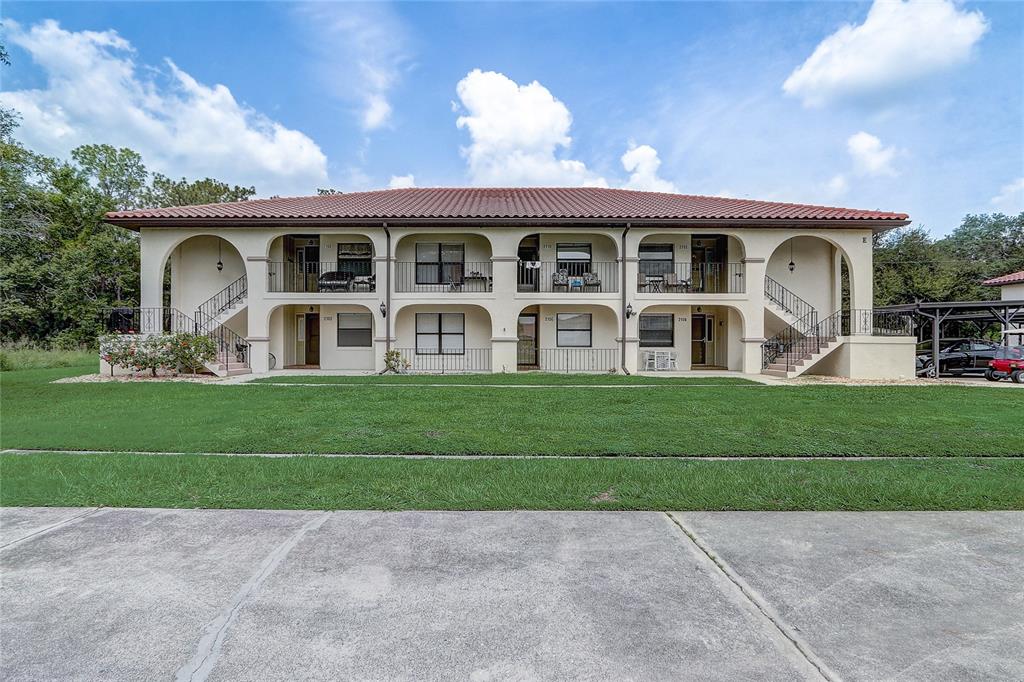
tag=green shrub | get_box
[172,333,217,374]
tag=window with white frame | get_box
[415,313,465,354]
[639,313,674,347]
[556,313,592,347]
[337,313,373,347]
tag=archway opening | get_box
[267,234,375,293]
[517,233,619,293]
[393,233,493,292]
[393,303,493,372]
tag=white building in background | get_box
[103,187,916,379]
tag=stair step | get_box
[762,369,789,378]
[225,368,252,376]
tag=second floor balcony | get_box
[394,261,493,293]
[267,261,376,294]
[517,261,619,293]
[636,262,745,294]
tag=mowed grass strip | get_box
[2,453,1021,511]
[249,373,759,385]
[2,366,1022,456]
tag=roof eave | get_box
[106,216,911,232]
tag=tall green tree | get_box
[70,144,148,211]
[145,173,254,207]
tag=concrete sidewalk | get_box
[1,509,1021,681]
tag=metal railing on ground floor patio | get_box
[517,346,619,373]
[394,348,492,373]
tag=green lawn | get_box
[251,373,759,385]
[2,453,1021,511]
[1,365,1021,456]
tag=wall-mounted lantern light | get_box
[216,238,224,271]
[625,303,634,319]
[788,238,796,273]
[379,302,387,318]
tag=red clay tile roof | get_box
[105,187,909,226]
[982,271,1024,286]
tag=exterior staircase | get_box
[761,276,842,379]
[195,275,250,377]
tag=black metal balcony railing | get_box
[267,261,375,293]
[518,347,619,373]
[517,262,619,293]
[636,262,745,294]
[394,262,492,293]
[394,348,492,373]
[102,307,195,335]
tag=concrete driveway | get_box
[1,509,1021,681]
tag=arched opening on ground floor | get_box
[267,303,376,370]
[637,303,745,371]
[392,303,494,372]
[515,303,620,372]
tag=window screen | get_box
[337,313,372,347]
[639,314,674,347]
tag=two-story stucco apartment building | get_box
[103,187,917,379]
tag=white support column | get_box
[622,254,640,374]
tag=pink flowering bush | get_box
[99,333,215,376]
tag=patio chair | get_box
[664,272,690,292]
[637,272,649,292]
[552,268,569,291]
[581,271,601,291]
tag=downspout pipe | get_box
[382,223,392,373]
[621,223,631,375]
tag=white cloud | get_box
[783,0,988,107]
[847,131,898,177]
[1,19,327,196]
[388,174,416,189]
[454,69,607,187]
[621,143,677,193]
[295,3,409,131]
[990,177,1024,211]
[824,174,849,198]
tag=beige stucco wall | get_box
[394,233,491,264]
[534,233,618,263]
[1000,282,1024,300]
[766,236,839,315]
[393,304,493,351]
[137,224,878,376]
[169,236,246,318]
[808,336,917,379]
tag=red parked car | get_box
[985,345,1024,383]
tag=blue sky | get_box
[2,1,1021,235]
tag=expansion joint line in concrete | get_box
[174,511,331,682]
[663,512,841,682]
[0,507,105,551]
